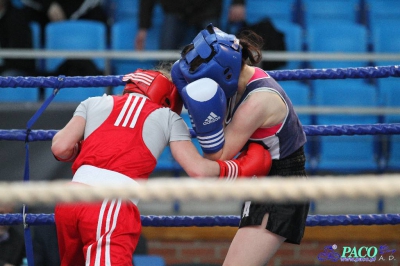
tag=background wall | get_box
[0,103,75,182]
[141,225,400,265]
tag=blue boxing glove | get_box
[181,78,227,154]
[171,60,188,94]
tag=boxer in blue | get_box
[172,24,310,266]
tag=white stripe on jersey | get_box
[129,97,146,128]
[114,95,147,128]
[122,96,139,127]
[114,94,133,126]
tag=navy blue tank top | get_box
[228,68,306,159]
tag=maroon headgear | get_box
[122,69,183,114]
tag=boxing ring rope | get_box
[2,123,400,142]
[0,176,399,204]
[1,65,399,88]
[1,65,400,265]
[1,212,400,227]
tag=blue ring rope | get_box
[1,213,399,227]
[1,123,400,142]
[0,65,399,88]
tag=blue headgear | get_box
[179,24,242,98]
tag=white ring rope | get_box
[0,175,399,205]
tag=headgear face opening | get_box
[122,69,183,114]
[179,24,242,98]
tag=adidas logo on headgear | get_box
[203,112,221,125]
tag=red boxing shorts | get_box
[55,198,141,266]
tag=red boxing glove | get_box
[54,141,82,162]
[217,143,272,181]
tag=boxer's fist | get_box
[181,78,227,153]
[217,143,272,180]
